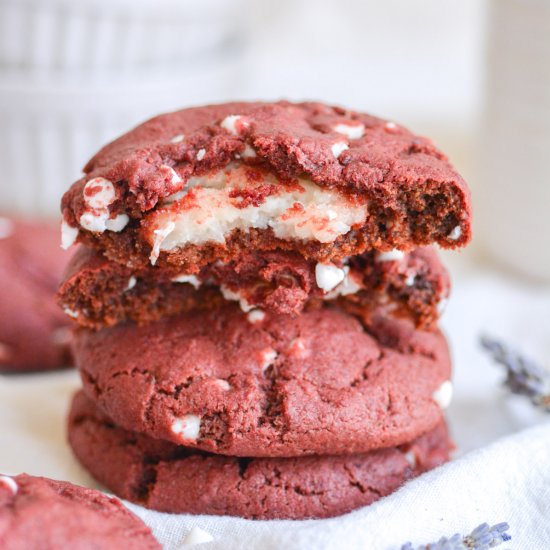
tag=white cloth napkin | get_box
[1,268,549,549]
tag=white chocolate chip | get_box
[448,225,462,240]
[0,217,14,239]
[323,266,362,299]
[60,220,79,249]
[220,114,245,135]
[220,285,254,312]
[170,134,185,143]
[51,327,72,345]
[181,526,214,546]
[159,165,182,185]
[105,213,129,232]
[259,348,278,372]
[171,274,201,289]
[63,307,78,319]
[214,379,231,391]
[331,142,349,159]
[405,273,416,286]
[385,121,398,131]
[247,309,266,324]
[377,249,405,263]
[315,263,346,292]
[171,414,201,441]
[83,178,116,209]
[242,144,257,158]
[333,123,365,140]
[125,276,137,291]
[196,148,206,161]
[432,380,453,409]
[0,475,18,495]
[79,210,109,232]
[403,449,417,468]
[150,221,176,265]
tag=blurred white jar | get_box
[478,0,550,281]
[0,0,248,218]
[0,0,243,76]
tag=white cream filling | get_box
[149,164,367,258]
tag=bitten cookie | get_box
[60,101,471,271]
[0,473,160,549]
[68,391,453,520]
[0,217,73,372]
[58,246,449,330]
[75,305,453,457]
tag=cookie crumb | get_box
[181,526,214,546]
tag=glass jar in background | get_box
[478,0,550,281]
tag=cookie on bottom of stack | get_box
[69,390,452,520]
[0,473,159,549]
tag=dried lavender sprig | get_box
[401,521,511,550]
[480,335,550,410]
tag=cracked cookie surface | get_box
[74,305,452,457]
[61,101,471,271]
[0,472,160,549]
[68,391,452,520]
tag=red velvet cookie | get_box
[68,391,453,520]
[0,473,160,549]
[0,217,73,372]
[74,305,452,457]
[60,101,471,272]
[58,246,449,330]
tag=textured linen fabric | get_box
[0,268,549,549]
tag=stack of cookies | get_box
[58,101,471,519]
